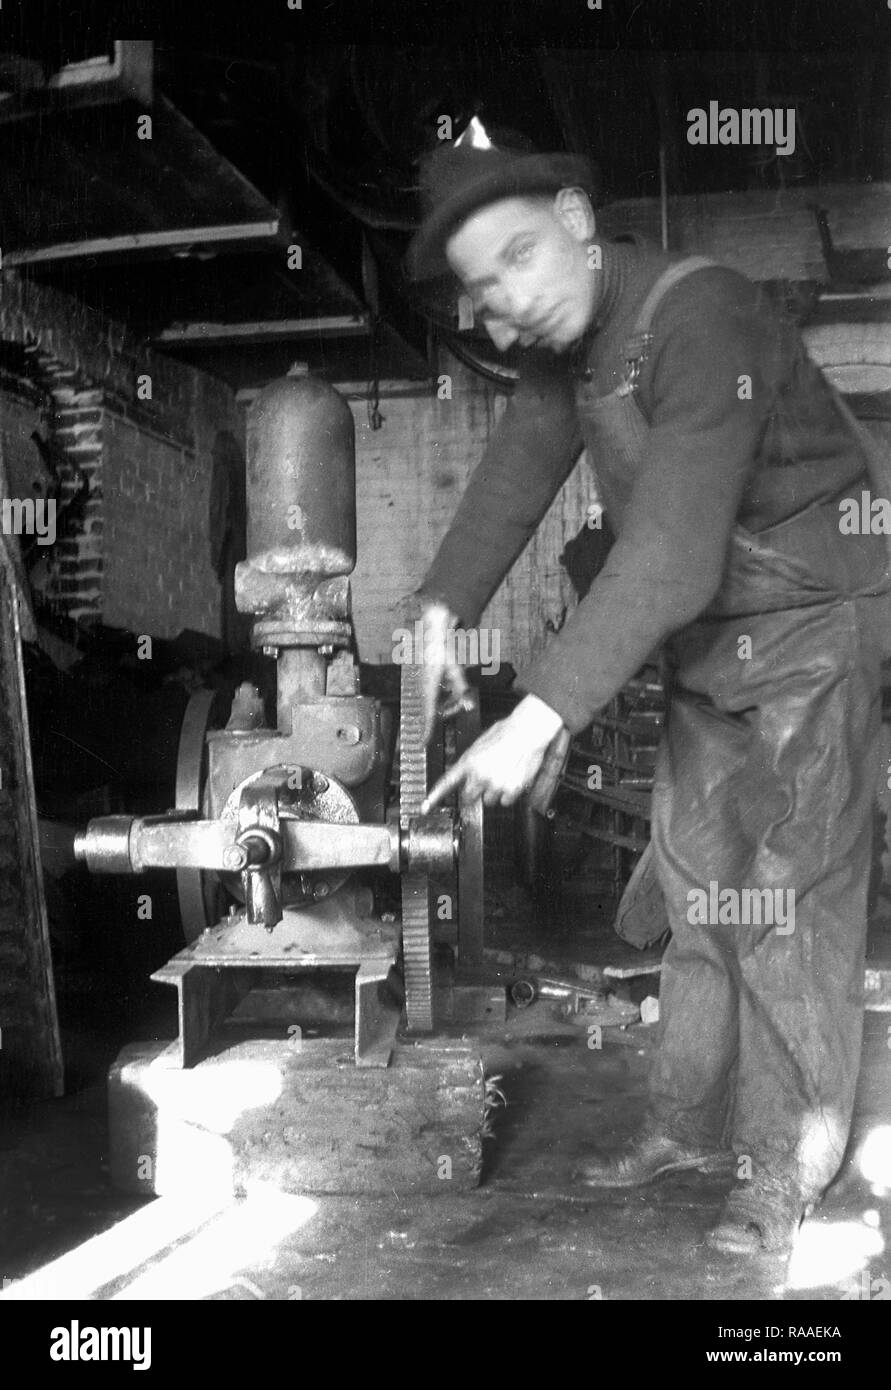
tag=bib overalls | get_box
[576,257,891,1201]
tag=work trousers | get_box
[648,593,885,1201]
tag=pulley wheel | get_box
[175,687,225,943]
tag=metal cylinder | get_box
[246,373,356,577]
[510,979,537,1009]
[73,816,137,874]
[401,813,458,876]
[277,650,327,726]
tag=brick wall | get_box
[0,271,242,638]
[0,381,44,499]
[102,412,219,638]
[0,272,196,443]
[599,180,891,282]
[47,380,103,624]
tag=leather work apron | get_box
[576,256,891,1200]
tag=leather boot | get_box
[707,1181,812,1255]
[575,1133,736,1188]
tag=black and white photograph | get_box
[0,0,889,1343]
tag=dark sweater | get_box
[420,239,878,733]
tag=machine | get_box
[73,370,492,1194]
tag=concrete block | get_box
[109,1036,486,1199]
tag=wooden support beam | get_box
[235,377,433,405]
[4,220,281,267]
[47,40,154,106]
[155,314,370,345]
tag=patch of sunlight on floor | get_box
[784,1218,884,1292]
[0,1183,317,1302]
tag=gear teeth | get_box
[399,663,433,1032]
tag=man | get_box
[405,119,891,1256]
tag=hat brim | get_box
[406,152,597,282]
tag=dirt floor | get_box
[1,859,890,1303]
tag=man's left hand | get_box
[421,695,565,810]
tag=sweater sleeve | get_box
[515,268,779,733]
[417,353,583,628]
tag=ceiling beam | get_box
[236,378,433,406]
[47,41,154,106]
[154,314,370,345]
[4,221,281,268]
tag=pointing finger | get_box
[421,759,467,812]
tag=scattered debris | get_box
[640,996,660,1025]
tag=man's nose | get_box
[503,280,536,323]
[486,319,519,350]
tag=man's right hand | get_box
[417,601,469,745]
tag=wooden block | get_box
[108,1036,485,1197]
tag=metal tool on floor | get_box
[511,975,605,1010]
[510,973,639,1024]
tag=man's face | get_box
[445,193,598,353]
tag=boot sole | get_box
[706,1223,791,1256]
[707,1200,807,1256]
[576,1151,735,1189]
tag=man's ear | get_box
[553,187,596,243]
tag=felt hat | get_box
[407,117,597,281]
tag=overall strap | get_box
[621,256,720,386]
[635,255,719,336]
[824,377,891,512]
[827,382,891,585]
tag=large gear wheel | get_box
[399,662,434,1032]
[398,666,486,1031]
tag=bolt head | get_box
[222,844,248,871]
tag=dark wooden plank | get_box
[0,573,64,1097]
[30,248,367,340]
